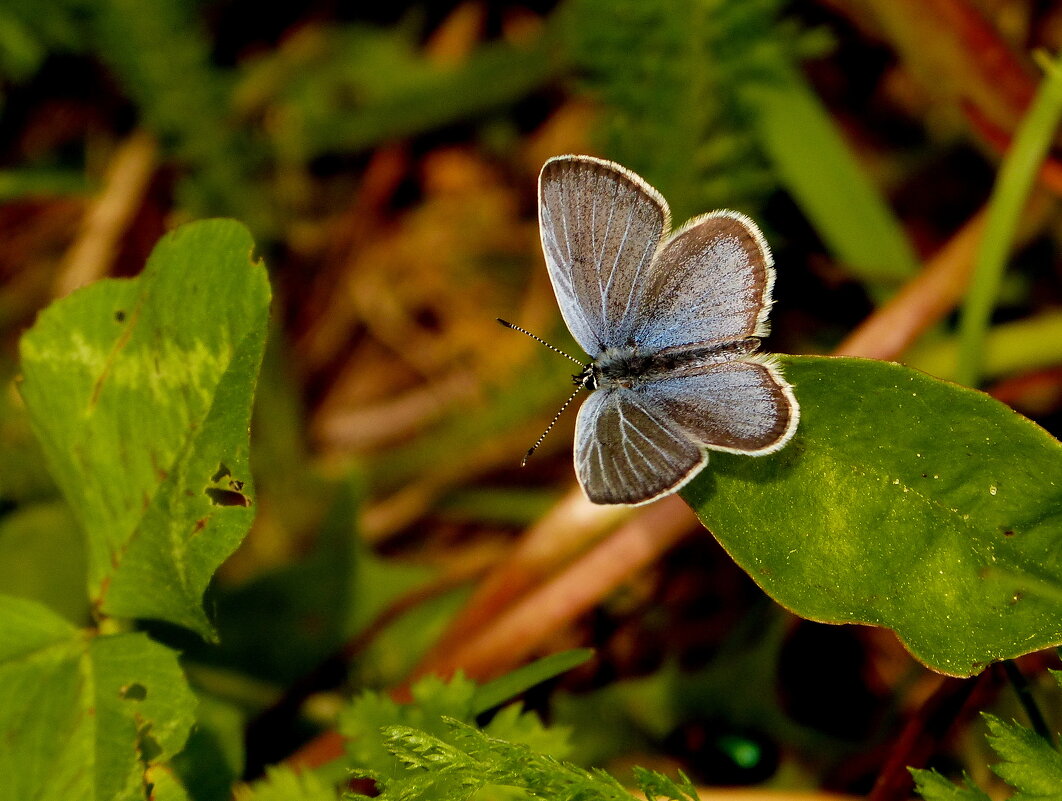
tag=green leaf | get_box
[632,766,700,801]
[0,594,196,801]
[359,718,685,801]
[235,766,342,801]
[984,714,1062,800]
[145,766,192,801]
[341,673,569,780]
[18,219,271,637]
[682,355,1062,677]
[909,768,993,801]
[472,648,594,714]
[0,593,79,660]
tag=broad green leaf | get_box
[683,356,1062,677]
[19,219,271,636]
[0,356,55,504]
[0,595,196,801]
[0,593,79,660]
[984,714,1062,800]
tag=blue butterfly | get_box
[535,155,799,505]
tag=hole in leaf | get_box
[206,487,251,507]
[211,463,231,483]
[120,683,147,701]
[115,310,126,322]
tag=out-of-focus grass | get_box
[955,51,1062,387]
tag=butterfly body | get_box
[580,338,762,392]
[537,155,799,505]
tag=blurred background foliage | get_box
[1,0,1061,796]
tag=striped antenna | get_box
[521,384,584,466]
[497,318,588,464]
[496,318,584,366]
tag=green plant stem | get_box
[1001,660,1056,749]
[955,50,1062,387]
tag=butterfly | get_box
[535,155,799,505]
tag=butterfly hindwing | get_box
[574,358,798,505]
[638,358,799,456]
[574,386,706,506]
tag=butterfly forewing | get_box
[574,387,707,505]
[633,210,775,351]
[539,156,670,354]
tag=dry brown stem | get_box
[53,130,156,297]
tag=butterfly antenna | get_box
[521,384,584,466]
[497,318,584,366]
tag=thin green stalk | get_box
[956,51,1062,387]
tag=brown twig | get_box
[834,209,986,360]
[836,191,1051,362]
[866,673,988,801]
[53,130,157,297]
[404,493,696,687]
[413,487,628,670]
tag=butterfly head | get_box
[573,364,599,391]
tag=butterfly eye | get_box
[573,368,597,391]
